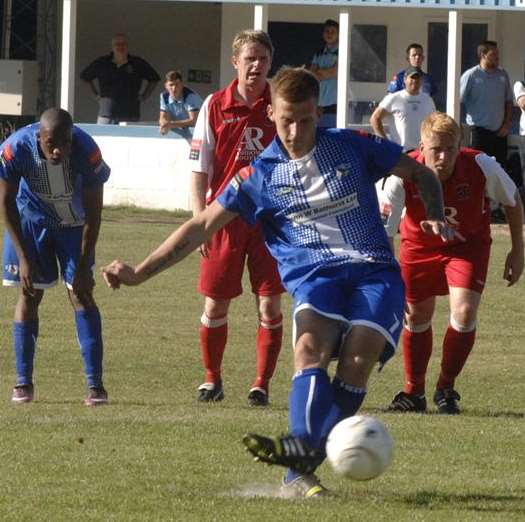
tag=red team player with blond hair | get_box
[188,29,284,406]
[380,112,524,414]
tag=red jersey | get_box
[379,148,517,263]
[189,79,275,204]
[401,148,491,259]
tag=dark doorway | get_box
[427,22,488,112]
[268,21,325,76]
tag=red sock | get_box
[436,325,475,390]
[252,314,283,392]
[199,314,227,384]
[402,325,433,395]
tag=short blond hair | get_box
[271,66,319,104]
[232,29,274,58]
[421,111,461,143]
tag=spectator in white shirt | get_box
[370,66,435,151]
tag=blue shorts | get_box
[293,263,405,365]
[3,219,93,290]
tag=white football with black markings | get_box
[326,415,393,480]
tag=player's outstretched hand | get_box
[419,220,465,243]
[503,249,524,287]
[102,260,141,289]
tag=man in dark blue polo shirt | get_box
[388,43,436,98]
[80,33,160,124]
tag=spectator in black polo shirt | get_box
[80,33,160,124]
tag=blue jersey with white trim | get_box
[218,128,402,295]
[0,124,110,228]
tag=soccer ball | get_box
[325,415,393,480]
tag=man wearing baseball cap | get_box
[371,66,435,151]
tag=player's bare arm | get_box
[0,178,35,294]
[503,194,525,286]
[102,201,237,288]
[190,171,208,216]
[190,170,211,257]
[73,184,104,299]
[390,154,458,242]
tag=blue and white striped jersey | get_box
[0,124,110,228]
[218,128,403,295]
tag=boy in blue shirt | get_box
[159,70,203,141]
[309,19,339,127]
[102,68,456,497]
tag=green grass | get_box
[0,211,524,521]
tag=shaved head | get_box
[38,108,73,164]
[40,107,73,133]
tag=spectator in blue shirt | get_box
[159,70,203,141]
[388,43,436,98]
[309,19,339,127]
[460,41,513,169]
[460,40,514,222]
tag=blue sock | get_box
[284,468,302,483]
[13,320,39,385]
[319,377,368,449]
[288,368,334,448]
[285,367,334,483]
[332,376,367,418]
[75,308,104,388]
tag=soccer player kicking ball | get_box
[102,68,456,497]
[0,108,111,406]
[380,112,524,415]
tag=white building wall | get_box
[498,12,525,82]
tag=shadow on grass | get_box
[396,490,525,514]
[460,409,524,420]
[369,407,524,420]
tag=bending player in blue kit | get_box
[102,68,456,497]
[0,108,111,406]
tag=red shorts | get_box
[198,216,284,299]
[400,243,491,303]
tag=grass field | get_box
[0,207,524,521]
